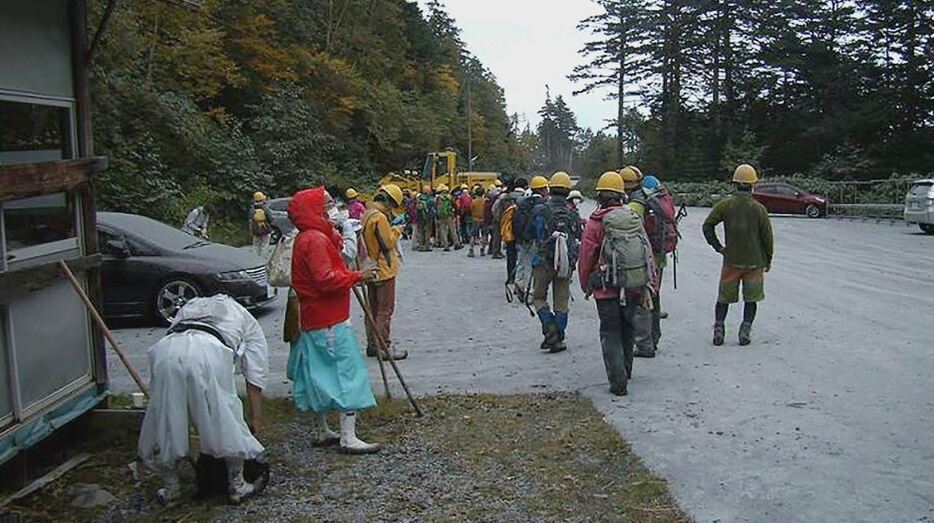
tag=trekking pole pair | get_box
[351,286,425,417]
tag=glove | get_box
[391,214,406,226]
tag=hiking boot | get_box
[366,346,378,357]
[443,247,450,252]
[610,383,628,396]
[492,253,504,259]
[468,248,475,257]
[713,323,725,347]
[738,322,753,346]
[549,339,568,354]
[634,349,656,358]
[659,311,669,319]
[480,247,486,257]
[377,349,408,361]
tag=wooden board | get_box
[0,157,107,202]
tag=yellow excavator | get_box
[376,150,500,194]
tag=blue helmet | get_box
[643,175,661,193]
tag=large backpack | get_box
[436,193,454,219]
[540,199,580,258]
[642,189,679,254]
[416,195,433,221]
[599,206,653,291]
[501,204,517,242]
[251,203,271,236]
[511,195,540,243]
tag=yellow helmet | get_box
[253,191,267,202]
[460,183,469,190]
[596,171,625,193]
[733,164,759,184]
[438,184,449,192]
[380,184,404,206]
[619,166,643,190]
[345,188,358,199]
[487,184,497,193]
[530,176,550,190]
[494,179,503,187]
[549,171,573,189]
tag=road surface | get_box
[109,207,934,523]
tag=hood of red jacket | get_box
[288,187,332,236]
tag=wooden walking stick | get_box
[58,261,149,397]
[360,285,391,399]
[352,286,424,417]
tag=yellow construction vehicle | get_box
[376,149,500,194]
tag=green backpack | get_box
[437,194,453,219]
[599,206,652,290]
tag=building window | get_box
[0,98,73,165]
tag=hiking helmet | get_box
[619,166,643,191]
[438,184,449,192]
[549,171,573,189]
[568,190,583,202]
[345,188,358,199]
[642,175,661,195]
[596,171,625,194]
[733,164,759,184]
[494,179,503,187]
[253,191,267,202]
[460,183,469,190]
[530,176,550,190]
[379,184,404,207]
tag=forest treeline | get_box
[89,0,532,221]
[565,0,934,181]
[89,0,932,226]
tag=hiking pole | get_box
[673,249,679,291]
[357,286,391,399]
[352,286,425,417]
[58,261,149,397]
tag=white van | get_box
[904,179,934,234]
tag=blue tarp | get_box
[0,385,106,466]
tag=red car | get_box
[753,182,829,218]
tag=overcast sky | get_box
[417,0,616,133]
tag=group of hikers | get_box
[149,162,773,505]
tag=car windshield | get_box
[98,212,208,251]
[909,183,932,198]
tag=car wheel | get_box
[805,204,822,219]
[920,224,934,235]
[154,277,201,324]
[269,227,282,245]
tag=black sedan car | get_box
[97,212,276,323]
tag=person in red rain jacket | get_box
[578,171,656,397]
[287,187,382,454]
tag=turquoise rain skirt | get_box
[288,321,376,413]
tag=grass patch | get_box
[1,394,689,523]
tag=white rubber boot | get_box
[315,412,340,446]
[339,412,380,455]
[226,458,256,504]
[156,467,181,505]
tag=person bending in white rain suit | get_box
[138,294,269,504]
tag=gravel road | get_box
[110,207,934,523]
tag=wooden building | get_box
[0,0,109,465]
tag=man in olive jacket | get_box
[702,164,774,347]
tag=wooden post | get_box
[71,0,108,386]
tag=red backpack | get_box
[642,189,679,254]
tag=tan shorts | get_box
[718,265,765,304]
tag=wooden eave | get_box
[0,157,108,203]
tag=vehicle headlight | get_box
[216,270,250,282]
